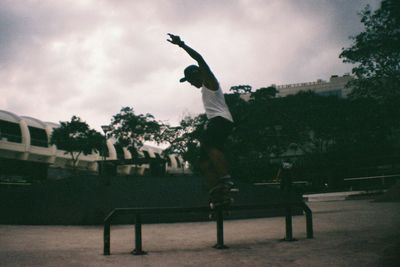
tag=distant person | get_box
[167,33,237,208]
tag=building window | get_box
[175,156,181,168]
[0,120,22,143]
[166,156,172,167]
[114,144,124,160]
[28,126,48,147]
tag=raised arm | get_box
[167,33,219,91]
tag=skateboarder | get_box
[167,33,237,208]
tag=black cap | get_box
[180,65,199,83]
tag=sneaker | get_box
[209,196,234,210]
[209,184,235,209]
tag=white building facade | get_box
[276,74,353,98]
[0,110,189,179]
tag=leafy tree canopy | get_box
[108,107,162,156]
[50,115,103,171]
[250,86,279,102]
[340,0,400,101]
[167,86,400,183]
[162,114,207,166]
[229,85,252,94]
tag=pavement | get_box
[303,190,386,202]
[1,199,400,267]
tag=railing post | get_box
[104,222,111,255]
[213,207,228,249]
[132,213,147,255]
[279,160,296,241]
[303,203,314,239]
[103,203,313,256]
[284,204,295,241]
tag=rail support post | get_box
[213,207,228,249]
[104,223,111,255]
[303,203,314,239]
[279,160,297,241]
[284,204,296,241]
[132,214,147,255]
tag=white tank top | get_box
[201,85,234,122]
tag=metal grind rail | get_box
[103,202,313,255]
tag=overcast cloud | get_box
[0,0,381,130]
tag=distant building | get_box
[276,74,353,98]
[0,110,189,180]
[239,74,353,101]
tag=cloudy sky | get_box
[1,0,381,130]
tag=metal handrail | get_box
[103,201,313,255]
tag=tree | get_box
[340,0,400,101]
[50,116,103,173]
[250,86,279,102]
[161,84,400,185]
[229,85,252,94]
[225,88,397,184]
[108,107,161,156]
[162,114,207,171]
[224,90,249,123]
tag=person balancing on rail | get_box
[167,33,238,209]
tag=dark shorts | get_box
[200,116,233,159]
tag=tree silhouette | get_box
[108,107,161,157]
[250,86,279,101]
[162,114,207,172]
[340,0,400,101]
[50,116,103,174]
[229,85,252,94]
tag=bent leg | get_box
[199,147,237,208]
[206,147,230,179]
[199,157,219,189]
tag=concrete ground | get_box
[1,199,400,267]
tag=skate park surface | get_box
[1,199,399,267]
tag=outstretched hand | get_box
[167,33,184,46]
